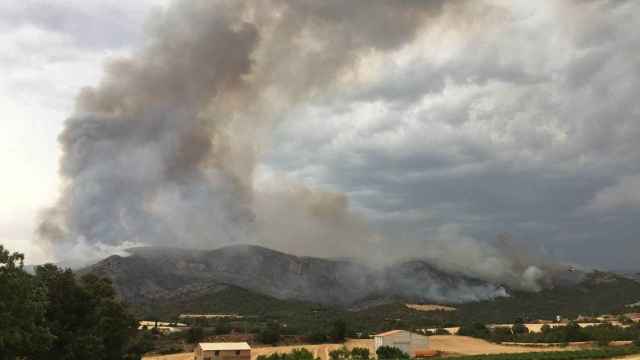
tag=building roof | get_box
[199,342,251,351]
[374,330,406,337]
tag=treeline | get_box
[257,346,409,360]
[453,273,640,324]
[0,245,144,360]
[451,347,640,360]
[177,318,351,346]
[458,320,640,346]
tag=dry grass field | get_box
[406,304,457,312]
[426,336,580,355]
[142,336,584,360]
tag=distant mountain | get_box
[82,244,505,309]
[81,245,640,326]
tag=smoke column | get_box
[38,0,554,293]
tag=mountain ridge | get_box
[83,244,508,308]
[78,244,640,328]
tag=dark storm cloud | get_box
[32,0,569,295]
[263,0,640,270]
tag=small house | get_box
[194,342,251,360]
[374,330,429,358]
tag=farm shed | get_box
[374,330,429,358]
[194,342,251,360]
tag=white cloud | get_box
[264,0,640,268]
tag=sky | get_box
[1,0,639,270]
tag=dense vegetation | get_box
[450,347,640,360]
[375,346,410,360]
[453,272,640,324]
[0,245,143,360]
[142,270,640,340]
[329,347,373,360]
[257,346,377,360]
[457,321,640,346]
[257,348,318,360]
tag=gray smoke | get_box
[38,0,557,296]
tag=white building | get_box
[194,342,251,360]
[374,330,429,358]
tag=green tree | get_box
[289,348,318,360]
[257,348,318,360]
[258,322,282,345]
[214,322,232,335]
[305,330,328,344]
[330,319,347,342]
[376,346,410,360]
[329,347,350,360]
[186,326,205,344]
[32,264,138,360]
[458,322,490,339]
[564,321,587,342]
[0,245,52,360]
[512,320,529,335]
[126,331,155,358]
[350,347,370,360]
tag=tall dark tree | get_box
[0,245,52,360]
[32,264,138,360]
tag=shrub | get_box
[185,326,204,344]
[458,323,491,339]
[376,346,410,360]
[258,348,318,360]
[305,330,329,344]
[258,322,282,345]
[351,347,371,360]
[329,347,350,360]
[158,347,183,355]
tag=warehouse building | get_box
[374,330,429,358]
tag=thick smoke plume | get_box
[39,0,557,297]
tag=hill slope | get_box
[83,245,640,328]
[84,244,505,307]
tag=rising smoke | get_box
[39,0,555,295]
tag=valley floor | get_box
[142,336,582,360]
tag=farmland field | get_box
[142,336,583,360]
